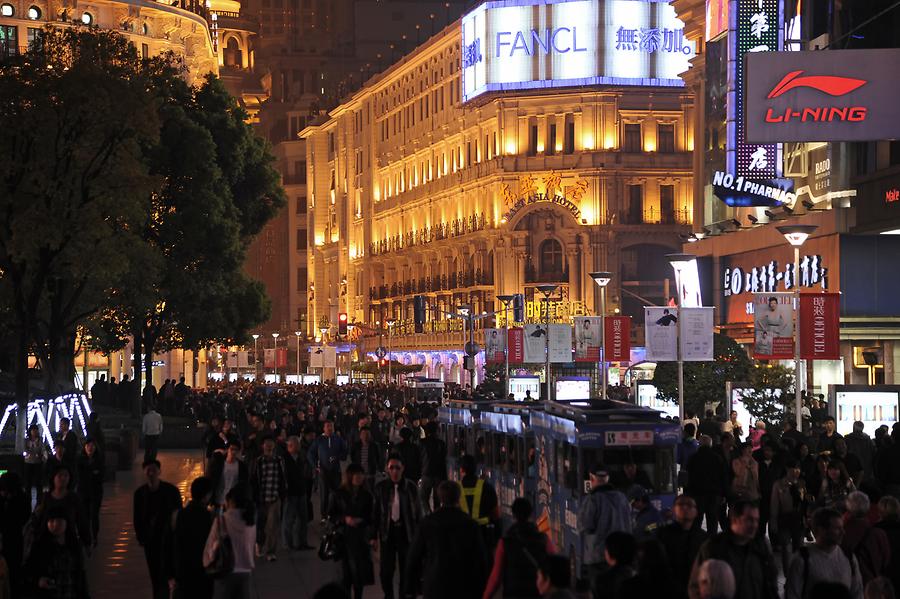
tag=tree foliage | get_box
[741,364,795,429]
[652,333,753,416]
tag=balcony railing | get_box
[369,270,495,300]
[369,213,490,256]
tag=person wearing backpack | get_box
[482,497,555,599]
[784,507,863,599]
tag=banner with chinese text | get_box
[604,316,632,362]
[484,328,506,363]
[309,347,324,368]
[548,324,573,363]
[265,347,288,368]
[680,308,715,361]
[800,293,840,360]
[753,293,794,359]
[508,328,524,363]
[574,317,602,362]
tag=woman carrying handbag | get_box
[204,482,257,599]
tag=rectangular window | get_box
[528,124,538,156]
[658,124,676,153]
[294,160,307,183]
[660,185,675,224]
[296,268,307,292]
[141,43,149,59]
[624,123,642,152]
[628,184,643,224]
[296,195,307,215]
[547,124,557,155]
[0,25,18,58]
[27,27,41,50]
[564,121,575,154]
[296,228,307,251]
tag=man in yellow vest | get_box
[457,454,500,557]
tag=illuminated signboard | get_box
[460,0,694,103]
[746,49,900,143]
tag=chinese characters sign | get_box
[604,316,632,362]
[735,0,780,179]
[800,293,840,360]
[461,0,694,103]
[723,255,828,297]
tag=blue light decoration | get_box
[0,392,93,451]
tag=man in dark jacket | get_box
[844,421,875,482]
[164,477,213,599]
[133,459,183,599]
[458,454,500,554]
[656,495,707,599]
[282,435,312,550]
[394,428,422,482]
[372,454,422,599]
[405,481,488,599]
[307,420,347,518]
[350,426,383,490]
[418,422,447,514]
[483,497,551,599]
[690,500,779,599]
[76,438,104,547]
[686,435,728,535]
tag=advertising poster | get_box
[680,307,715,361]
[753,293,794,359]
[309,347,324,368]
[645,307,678,362]
[548,324,573,363]
[508,328,524,363]
[323,346,337,369]
[555,377,590,401]
[264,348,287,369]
[509,376,541,401]
[800,293,841,360]
[574,317,602,362]
[604,316,631,362]
[484,328,507,363]
[523,324,546,363]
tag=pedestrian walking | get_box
[251,437,286,561]
[133,459,182,599]
[458,455,500,554]
[372,454,421,599]
[656,495,708,599]
[76,438,104,547]
[142,405,164,464]
[307,420,347,519]
[482,497,554,599]
[33,466,91,553]
[577,464,632,597]
[24,506,90,599]
[203,482,257,599]
[784,507,863,599]
[686,436,727,535]
[418,422,447,515]
[282,435,313,550]
[328,463,375,599]
[23,425,47,508]
[769,458,807,573]
[210,442,248,511]
[165,477,214,599]
[695,560,735,599]
[405,480,488,599]
[842,492,891,586]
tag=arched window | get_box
[539,239,563,274]
[224,37,242,67]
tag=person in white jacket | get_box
[204,482,257,599]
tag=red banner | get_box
[264,347,288,368]
[604,316,631,362]
[507,328,524,363]
[800,293,840,360]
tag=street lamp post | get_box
[536,285,558,402]
[456,305,476,389]
[666,254,697,423]
[271,333,279,380]
[294,331,302,382]
[777,224,818,431]
[589,272,612,400]
[252,334,259,380]
[319,327,328,380]
[498,295,515,400]
[386,319,396,382]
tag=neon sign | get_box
[495,27,588,57]
[0,392,93,451]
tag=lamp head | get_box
[386,319,396,327]
[536,284,558,296]
[497,294,515,303]
[252,334,259,340]
[589,271,612,288]
[456,305,471,317]
[666,253,697,273]
[272,332,279,339]
[294,331,302,337]
[776,224,818,247]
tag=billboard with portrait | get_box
[753,293,794,360]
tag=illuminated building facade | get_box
[302,1,697,385]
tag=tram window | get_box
[556,441,578,492]
[526,438,537,478]
[510,437,522,477]
[602,448,659,496]
[476,435,487,465]
[655,447,676,494]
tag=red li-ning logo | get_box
[764,70,869,124]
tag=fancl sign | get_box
[460,0,695,103]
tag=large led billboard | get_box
[460,0,694,103]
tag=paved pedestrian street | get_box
[85,450,377,599]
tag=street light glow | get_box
[589,271,612,288]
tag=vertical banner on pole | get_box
[800,293,841,360]
[523,324,546,363]
[309,347,323,368]
[484,328,506,363]
[680,307,715,361]
[753,293,794,360]
[322,347,336,368]
[548,324,573,363]
[645,307,678,362]
[508,328,525,363]
[264,348,276,368]
[574,317,602,362]
[604,316,632,362]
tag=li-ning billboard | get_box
[460,0,695,103]
[746,49,900,143]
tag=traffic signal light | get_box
[379,358,388,367]
[513,293,524,322]
[338,312,348,335]
[413,295,426,333]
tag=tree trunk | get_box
[132,329,143,418]
[14,327,30,454]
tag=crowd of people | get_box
[2,379,900,599]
